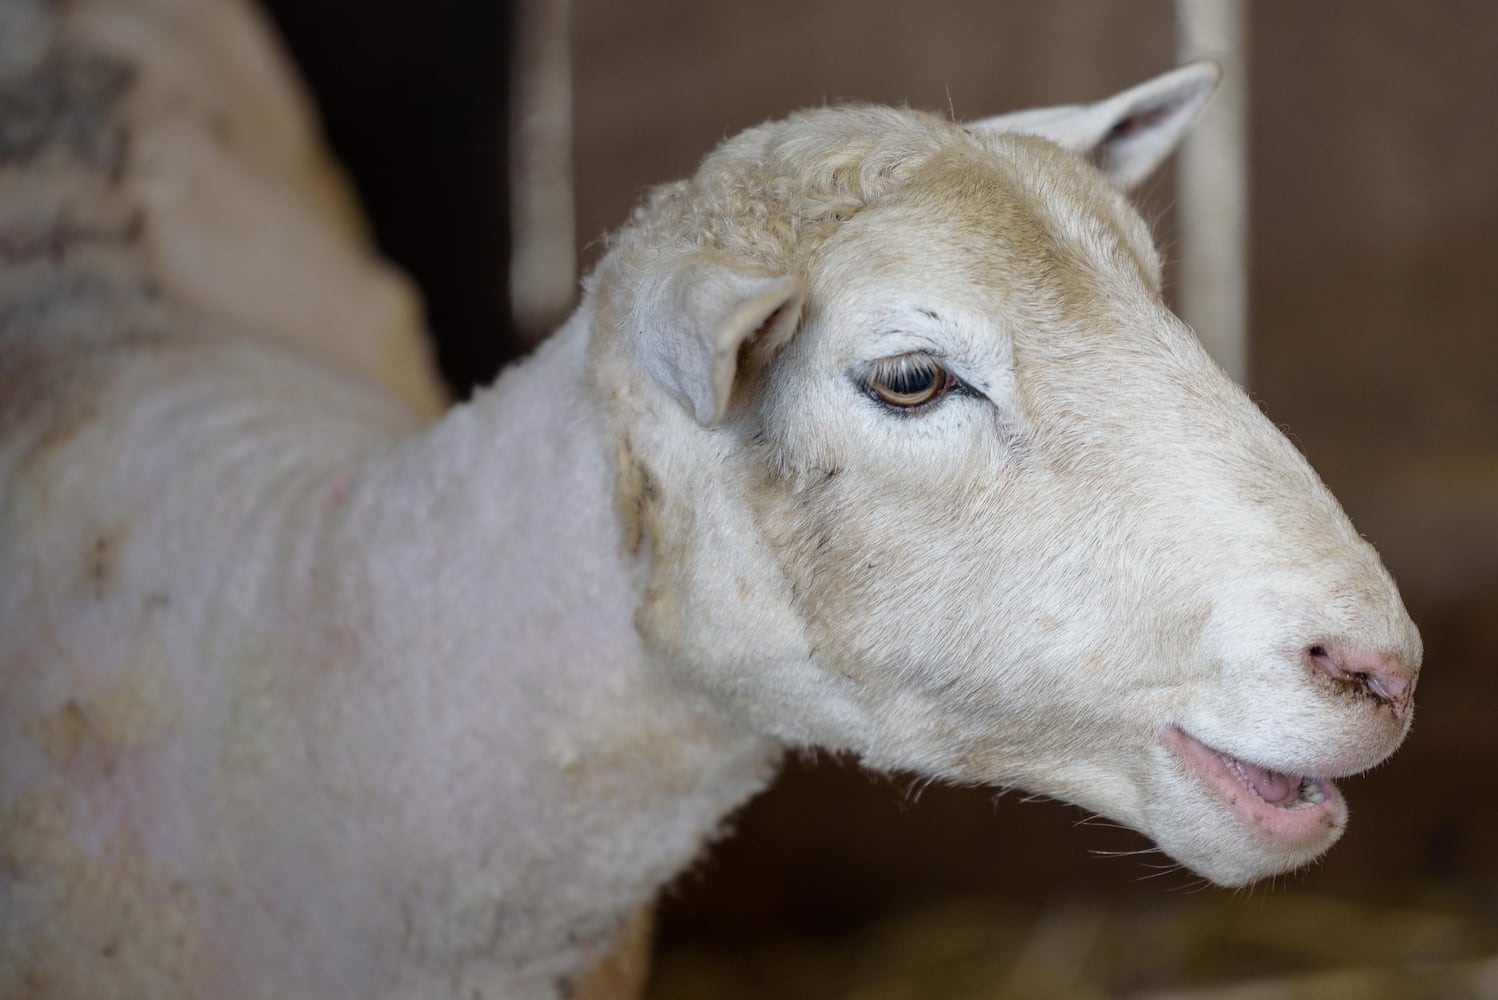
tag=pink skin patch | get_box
[1163,726,1346,842]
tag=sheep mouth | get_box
[1163,726,1345,842]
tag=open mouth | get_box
[1163,726,1346,841]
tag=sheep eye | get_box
[866,354,952,409]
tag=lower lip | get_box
[1163,726,1346,843]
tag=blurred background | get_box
[260,1,1497,995]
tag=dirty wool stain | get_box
[0,788,207,999]
[24,649,180,766]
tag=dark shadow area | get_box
[260,0,517,397]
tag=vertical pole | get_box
[510,0,577,343]
[1175,0,1249,386]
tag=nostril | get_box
[1305,641,1418,709]
[1363,676,1385,700]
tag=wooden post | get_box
[1175,0,1250,386]
[510,0,578,343]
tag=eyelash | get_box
[862,353,962,413]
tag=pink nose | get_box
[1308,642,1418,710]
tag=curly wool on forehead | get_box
[604,105,977,279]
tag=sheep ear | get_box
[968,62,1220,189]
[630,262,805,426]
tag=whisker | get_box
[988,787,1016,811]
[900,774,940,804]
[1134,863,1187,882]
[1089,846,1164,858]
[1179,877,1216,895]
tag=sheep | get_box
[0,1,1421,997]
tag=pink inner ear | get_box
[751,300,800,348]
[1106,103,1178,141]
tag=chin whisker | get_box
[1089,846,1164,858]
[1073,813,1132,832]
[1133,862,1187,882]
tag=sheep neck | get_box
[332,314,780,979]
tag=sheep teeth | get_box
[1287,778,1327,810]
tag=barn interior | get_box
[260,1,1498,995]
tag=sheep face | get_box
[745,138,1418,886]
[596,72,1420,887]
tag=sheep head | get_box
[587,65,1420,887]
